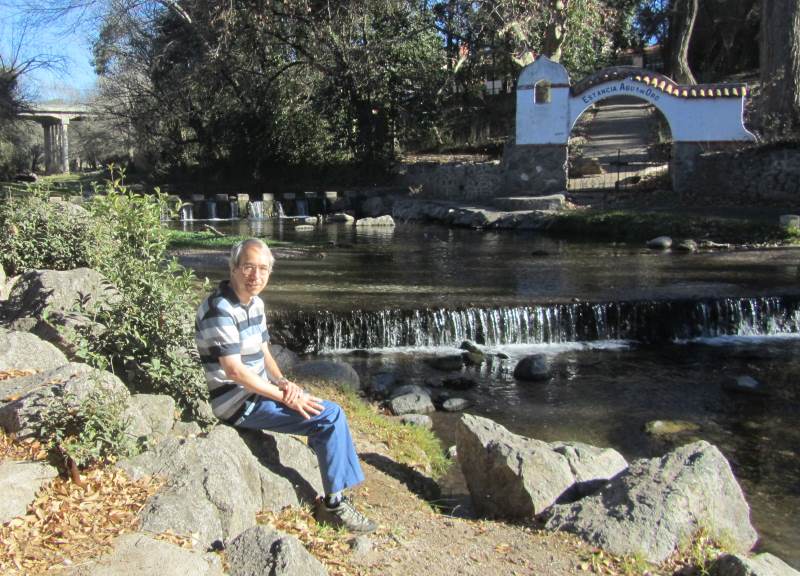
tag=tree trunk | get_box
[669,0,698,84]
[760,0,800,139]
[542,0,569,62]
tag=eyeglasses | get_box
[240,264,272,276]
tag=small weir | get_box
[273,295,800,352]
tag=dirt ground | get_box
[340,432,601,576]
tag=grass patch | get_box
[548,210,795,245]
[311,383,450,480]
[165,230,292,250]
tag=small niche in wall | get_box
[534,81,551,104]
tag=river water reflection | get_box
[174,219,800,567]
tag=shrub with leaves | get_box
[67,168,212,423]
[0,186,100,275]
[37,387,140,470]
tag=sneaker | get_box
[314,497,377,533]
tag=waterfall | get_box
[296,199,309,216]
[271,295,800,353]
[206,201,218,220]
[275,201,286,218]
[230,200,239,219]
[249,201,264,219]
[179,204,194,221]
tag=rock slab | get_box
[545,440,758,564]
[226,525,328,576]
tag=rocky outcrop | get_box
[226,525,328,576]
[0,328,69,372]
[0,461,59,523]
[545,441,758,564]
[711,552,800,576]
[0,362,133,438]
[119,425,302,548]
[290,360,361,391]
[3,268,118,356]
[456,414,626,519]
[60,533,225,576]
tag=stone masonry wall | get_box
[397,160,503,201]
[675,142,800,205]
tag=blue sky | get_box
[1,1,98,101]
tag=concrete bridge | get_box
[18,104,91,174]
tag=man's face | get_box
[231,245,272,302]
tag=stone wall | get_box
[674,142,800,204]
[501,144,568,196]
[396,144,569,202]
[396,160,503,201]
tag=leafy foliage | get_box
[69,168,212,422]
[38,386,140,469]
[0,187,99,275]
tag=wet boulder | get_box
[355,215,395,227]
[400,414,433,429]
[675,239,698,252]
[644,419,701,437]
[389,391,435,416]
[723,375,767,396]
[545,441,758,564]
[368,371,398,399]
[513,354,552,381]
[647,236,673,250]
[442,397,472,412]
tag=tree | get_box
[667,0,698,83]
[760,0,800,139]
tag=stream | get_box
[175,218,800,567]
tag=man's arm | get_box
[218,352,323,420]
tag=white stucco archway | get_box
[503,56,756,196]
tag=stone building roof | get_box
[570,66,747,99]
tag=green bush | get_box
[67,168,212,423]
[0,187,100,275]
[38,386,140,469]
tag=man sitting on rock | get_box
[195,238,376,533]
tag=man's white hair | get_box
[229,238,274,272]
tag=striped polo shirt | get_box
[195,280,270,422]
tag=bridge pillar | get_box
[43,119,70,174]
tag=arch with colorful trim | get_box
[516,56,755,145]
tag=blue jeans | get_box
[236,398,365,495]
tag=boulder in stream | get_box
[513,354,552,381]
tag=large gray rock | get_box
[456,415,625,519]
[0,362,131,438]
[226,525,328,576]
[389,392,435,416]
[545,441,758,564]
[61,533,224,576]
[0,461,59,523]
[4,268,118,356]
[269,344,299,371]
[712,552,800,576]
[0,329,68,372]
[513,354,552,381]
[290,360,361,391]
[126,394,176,442]
[239,429,325,501]
[549,441,628,498]
[119,426,300,548]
